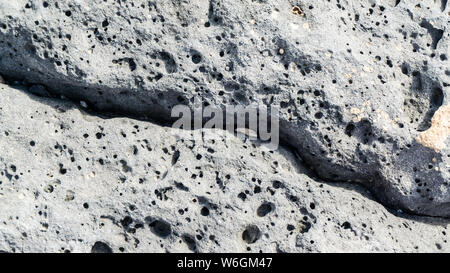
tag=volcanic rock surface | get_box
[0,83,448,252]
[0,0,448,217]
[0,0,448,253]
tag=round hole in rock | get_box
[242,225,261,244]
[91,241,113,253]
[149,219,172,238]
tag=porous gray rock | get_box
[0,84,448,253]
[0,1,448,216]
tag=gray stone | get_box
[1,0,448,216]
[0,83,448,253]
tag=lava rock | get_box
[0,1,448,216]
[0,83,447,252]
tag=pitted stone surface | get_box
[0,1,448,215]
[0,84,448,253]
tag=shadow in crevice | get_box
[281,139,450,226]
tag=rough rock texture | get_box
[0,0,448,217]
[0,84,448,253]
[417,104,450,151]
